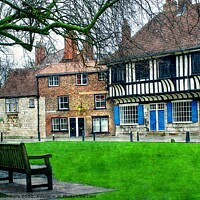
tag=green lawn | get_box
[26,142,200,200]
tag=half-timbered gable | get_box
[106,0,200,135]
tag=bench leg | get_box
[47,173,53,190]
[8,171,13,183]
[26,174,32,192]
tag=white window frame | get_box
[92,117,108,133]
[58,96,69,110]
[6,98,19,113]
[76,74,87,85]
[52,118,68,131]
[60,118,68,131]
[119,103,138,125]
[94,94,106,109]
[172,100,192,123]
[48,75,59,86]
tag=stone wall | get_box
[0,97,46,138]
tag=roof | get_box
[39,49,65,66]
[36,60,107,76]
[106,3,200,64]
[0,68,38,98]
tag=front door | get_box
[69,117,85,137]
[149,103,165,131]
[69,118,76,137]
[78,118,85,136]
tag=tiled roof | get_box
[0,68,38,98]
[39,49,65,66]
[106,3,200,64]
[36,60,107,76]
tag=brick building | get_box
[36,38,115,137]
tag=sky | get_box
[9,33,64,69]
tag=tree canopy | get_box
[0,0,119,52]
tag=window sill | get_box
[94,108,106,110]
[6,112,18,116]
[92,132,110,134]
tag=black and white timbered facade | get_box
[108,49,200,136]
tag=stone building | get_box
[0,69,45,139]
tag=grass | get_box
[26,142,200,200]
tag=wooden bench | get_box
[0,143,53,192]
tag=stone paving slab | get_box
[0,177,114,200]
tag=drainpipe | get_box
[36,77,41,141]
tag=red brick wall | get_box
[38,73,114,136]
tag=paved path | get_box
[1,133,200,143]
[0,172,114,199]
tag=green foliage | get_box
[26,142,200,200]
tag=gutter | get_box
[103,45,200,66]
[36,77,41,141]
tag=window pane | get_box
[52,118,59,131]
[76,74,81,84]
[93,118,100,132]
[76,74,87,85]
[101,118,108,132]
[49,76,59,86]
[60,118,68,131]
[159,56,176,78]
[29,99,35,108]
[111,64,125,83]
[172,101,192,122]
[120,105,138,125]
[6,98,18,112]
[135,60,150,80]
[59,96,68,110]
[191,52,200,74]
[95,94,106,109]
[82,74,87,84]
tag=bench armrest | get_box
[28,154,52,160]
[28,154,52,166]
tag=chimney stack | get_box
[63,33,78,61]
[121,19,131,46]
[163,0,177,12]
[35,42,46,66]
[83,35,94,61]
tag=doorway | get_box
[69,117,85,137]
[149,103,165,131]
